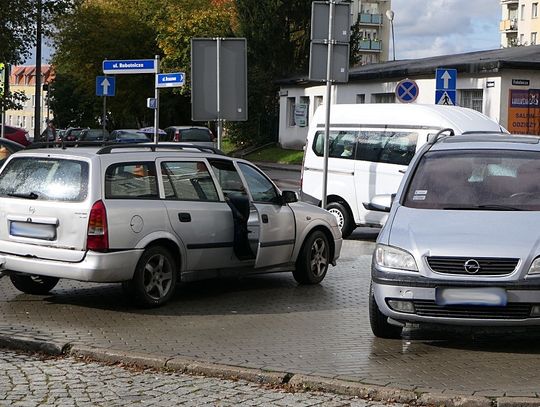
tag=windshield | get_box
[403,149,540,211]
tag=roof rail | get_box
[427,128,455,145]
[27,140,108,150]
[95,143,226,155]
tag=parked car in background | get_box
[63,127,85,142]
[0,143,342,307]
[162,126,215,148]
[369,131,540,338]
[79,128,110,142]
[56,129,67,142]
[109,130,150,143]
[2,125,31,147]
[0,138,25,166]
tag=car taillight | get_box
[87,200,109,251]
[174,130,180,142]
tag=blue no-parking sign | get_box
[395,79,419,103]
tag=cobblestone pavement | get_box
[1,233,540,398]
[0,349,403,407]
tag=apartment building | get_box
[350,0,392,65]
[4,65,54,135]
[500,0,540,47]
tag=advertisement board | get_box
[507,89,540,134]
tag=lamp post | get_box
[385,9,395,61]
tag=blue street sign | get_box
[435,68,457,105]
[436,68,457,90]
[96,76,115,97]
[103,59,156,74]
[436,90,456,106]
[156,72,185,88]
[395,79,419,103]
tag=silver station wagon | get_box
[369,132,540,338]
[0,144,342,307]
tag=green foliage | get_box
[245,146,304,165]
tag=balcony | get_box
[359,13,382,25]
[358,39,382,51]
[500,19,518,32]
[500,0,519,4]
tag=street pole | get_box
[103,94,107,140]
[0,64,6,140]
[154,55,160,145]
[322,0,335,210]
[34,0,42,141]
[216,37,222,150]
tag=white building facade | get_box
[278,46,540,149]
[501,0,540,47]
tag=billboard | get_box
[507,89,540,135]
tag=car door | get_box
[157,158,236,271]
[236,162,295,268]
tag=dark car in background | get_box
[63,127,85,142]
[2,125,31,147]
[162,126,215,148]
[109,130,151,143]
[79,128,110,142]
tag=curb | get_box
[2,334,539,407]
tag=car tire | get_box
[122,246,177,307]
[9,274,59,295]
[369,283,402,339]
[326,201,354,238]
[293,230,329,285]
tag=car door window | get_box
[207,159,247,198]
[105,162,158,199]
[161,161,219,201]
[237,163,279,203]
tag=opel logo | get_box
[464,259,481,274]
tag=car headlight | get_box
[375,244,418,272]
[528,257,540,275]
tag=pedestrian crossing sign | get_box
[436,90,456,105]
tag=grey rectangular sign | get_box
[311,2,351,42]
[191,38,248,122]
[309,42,350,83]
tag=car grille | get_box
[426,256,519,275]
[413,300,532,319]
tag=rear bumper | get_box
[0,249,143,283]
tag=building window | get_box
[371,93,395,103]
[314,96,323,114]
[356,94,365,104]
[533,3,538,18]
[298,96,310,127]
[287,97,296,127]
[520,33,525,45]
[31,116,34,129]
[521,4,525,20]
[532,32,537,45]
[8,115,12,126]
[31,95,35,108]
[459,89,483,113]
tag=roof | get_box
[430,133,540,152]
[278,45,540,86]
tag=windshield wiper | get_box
[7,192,39,200]
[442,204,522,211]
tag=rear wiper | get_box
[443,204,522,211]
[7,192,39,200]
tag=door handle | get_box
[178,213,191,222]
[261,214,269,223]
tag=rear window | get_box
[179,129,212,142]
[0,157,89,202]
[404,149,540,211]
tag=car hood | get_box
[388,206,540,260]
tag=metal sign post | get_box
[309,1,350,210]
[154,55,160,144]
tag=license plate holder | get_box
[10,221,56,241]
[435,287,507,306]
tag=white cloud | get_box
[391,0,501,59]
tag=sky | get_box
[391,0,501,60]
[29,0,502,65]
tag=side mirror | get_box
[362,194,393,213]
[281,190,298,204]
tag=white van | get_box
[300,104,506,237]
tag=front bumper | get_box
[373,267,540,326]
[0,249,143,283]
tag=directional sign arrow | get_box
[441,70,452,89]
[101,78,111,94]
